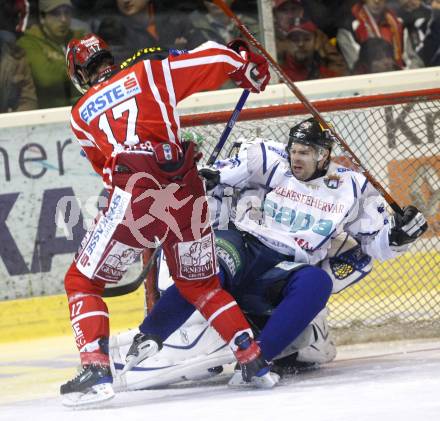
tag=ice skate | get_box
[229,332,279,389]
[122,332,163,374]
[60,364,115,408]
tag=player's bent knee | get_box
[288,266,333,305]
[174,275,222,305]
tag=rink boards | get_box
[0,251,438,344]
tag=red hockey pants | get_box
[65,146,252,365]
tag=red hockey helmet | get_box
[66,33,115,94]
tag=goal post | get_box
[180,88,440,344]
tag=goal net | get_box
[180,88,440,345]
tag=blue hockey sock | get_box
[138,267,229,341]
[139,284,195,340]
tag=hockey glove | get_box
[227,39,270,93]
[389,205,428,251]
[199,167,220,191]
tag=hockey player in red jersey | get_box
[60,34,272,407]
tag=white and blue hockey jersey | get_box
[211,139,399,265]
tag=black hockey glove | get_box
[389,205,428,250]
[199,168,220,191]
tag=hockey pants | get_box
[64,146,252,366]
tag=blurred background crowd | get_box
[1,0,439,113]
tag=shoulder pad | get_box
[328,162,352,174]
[325,162,368,188]
[350,170,368,186]
[265,141,288,160]
[120,47,170,70]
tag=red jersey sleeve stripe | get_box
[188,41,242,57]
[170,55,243,72]
[144,60,177,144]
[170,41,244,72]
[161,58,181,142]
[169,42,245,101]
[77,138,95,147]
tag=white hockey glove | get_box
[389,205,428,251]
[199,167,220,191]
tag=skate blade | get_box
[62,383,115,409]
[228,371,280,389]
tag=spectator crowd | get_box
[1,0,440,113]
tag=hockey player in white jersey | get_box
[116,117,427,390]
[109,138,360,392]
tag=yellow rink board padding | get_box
[0,288,145,343]
[0,252,439,344]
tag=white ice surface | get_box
[1,337,440,421]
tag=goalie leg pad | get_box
[273,308,336,364]
[270,308,336,376]
[175,274,253,345]
[295,308,336,364]
[110,312,234,391]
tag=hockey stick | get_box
[103,89,251,298]
[206,89,250,165]
[213,0,403,215]
[142,246,161,313]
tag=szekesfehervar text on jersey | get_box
[216,140,398,265]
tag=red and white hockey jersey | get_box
[70,42,246,187]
